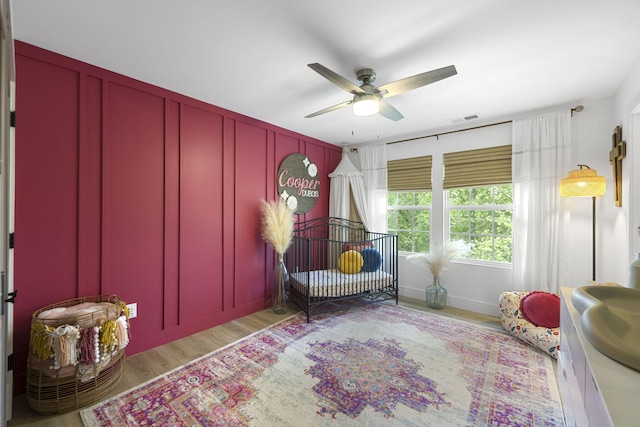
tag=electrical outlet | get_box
[126,302,138,319]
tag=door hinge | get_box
[10,110,15,128]
[3,272,16,306]
[9,232,13,249]
[4,290,16,304]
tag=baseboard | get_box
[399,285,425,302]
[399,286,500,317]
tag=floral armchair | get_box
[498,291,561,359]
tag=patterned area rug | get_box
[80,303,564,426]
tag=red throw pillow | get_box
[519,291,560,328]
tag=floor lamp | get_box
[560,165,606,281]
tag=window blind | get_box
[443,145,512,189]
[387,155,432,191]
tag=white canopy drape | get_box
[512,110,572,293]
[328,149,371,230]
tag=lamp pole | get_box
[592,196,596,282]
[560,164,605,283]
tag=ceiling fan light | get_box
[352,95,379,117]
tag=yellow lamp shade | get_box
[559,166,606,197]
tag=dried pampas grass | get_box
[407,240,470,277]
[260,198,294,255]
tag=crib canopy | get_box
[328,150,371,231]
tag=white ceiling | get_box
[11,0,640,146]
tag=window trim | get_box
[445,185,513,265]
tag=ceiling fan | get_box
[305,63,457,121]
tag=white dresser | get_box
[558,287,640,426]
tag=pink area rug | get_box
[80,303,564,426]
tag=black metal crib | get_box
[285,217,398,322]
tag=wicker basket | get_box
[26,295,128,414]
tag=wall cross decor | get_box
[609,125,626,207]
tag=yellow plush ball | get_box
[338,250,364,274]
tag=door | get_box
[0,0,14,423]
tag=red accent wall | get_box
[13,42,342,395]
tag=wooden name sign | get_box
[277,153,320,214]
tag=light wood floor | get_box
[8,297,502,427]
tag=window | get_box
[387,146,513,261]
[447,185,513,263]
[443,145,513,263]
[387,191,431,252]
[387,156,432,252]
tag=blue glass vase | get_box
[426,275,447,309]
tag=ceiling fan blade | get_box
[308,63,365,95]
[378,99,404,121]
[377,65,457,98]
[305,100,353,118]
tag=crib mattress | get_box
[290,269,394,298]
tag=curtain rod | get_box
[386,119,512,146]
[350,105,584,151]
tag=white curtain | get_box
[512,110,572,293]
[358,145,388,233]
[328,149,371,230]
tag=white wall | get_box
[614,55,640,268]
[351,90,640,316]
[566,97,619,285]
[583,54,640,287]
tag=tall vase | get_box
[272,254,289,314]
[425,275,447,309]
